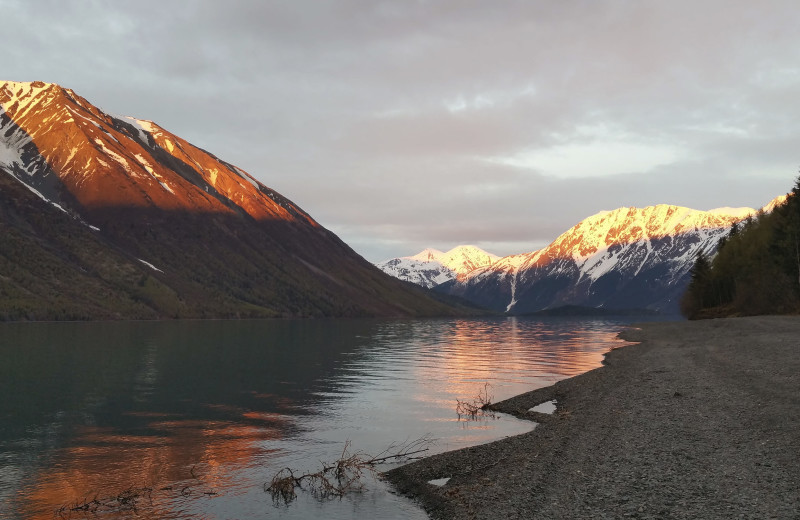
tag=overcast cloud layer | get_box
[3,1,798,260]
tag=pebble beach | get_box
[386,316,800,519]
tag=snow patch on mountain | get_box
[116,115,158,143]
[506,270,519,312]
[138,259,164,273]
[0,110,32,170]
[707,206,756,218]
[232,165,263,191]
[0,81,51,118]
[0,103,70,214]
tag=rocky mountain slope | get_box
[375,245,499,288]
[457,204,760,314]
[0,80,463,320]
[382,202,781,315]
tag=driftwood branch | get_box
[54,467,216,519]
[265,436,434,505]
[456,382,497,421]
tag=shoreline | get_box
[385,316,800,519]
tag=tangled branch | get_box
[54,486,154,518]
[54,466,216,519]
[265,436,434,505]
[456,382,497,421]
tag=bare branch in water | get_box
[265,436,435,505]
[54,467,216,519]
[456,382,497,421]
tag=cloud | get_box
[3,0,800,260]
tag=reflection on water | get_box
[0,317,634,519]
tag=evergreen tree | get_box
[770,176,800,292]
[681,173,800,318]
[680,251,712,318]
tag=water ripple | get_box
[0,316,637,520]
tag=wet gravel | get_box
[385,316,800,519]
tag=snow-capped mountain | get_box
[0,81,315,224]
[380,201,783,315]
[439,202,781,314]
[0,81,461,320]
[375,245,499,288]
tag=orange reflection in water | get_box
[17,412,287,520]
[411,318,628,410]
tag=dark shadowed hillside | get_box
[0,81,469,320]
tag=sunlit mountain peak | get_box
[379,197,788,315]
[0,80,461,319]
[377,245,500,288]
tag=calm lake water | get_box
[0,317,635,519]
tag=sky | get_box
[3,1,798,261]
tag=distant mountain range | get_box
[377,200,784,315]
[0,80,464,320]
[375,245,499,288]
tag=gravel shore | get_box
[385,316,800,519]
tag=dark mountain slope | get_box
[0,172,176,320]
[0,81,464,320]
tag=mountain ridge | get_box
[0,80,466,320]
[0,80,317,224]
[377,198,784,314]
[375,245,499,288]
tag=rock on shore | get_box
[385,316,800,519]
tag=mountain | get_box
[0,80,465,320]
[451,203,785,315]
[383,202,782,315]
[375,245,499,288]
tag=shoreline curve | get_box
[385,316,800,519]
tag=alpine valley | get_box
[0,80,465,320]
[377,199,785,315]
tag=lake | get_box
[0,317,635,519]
